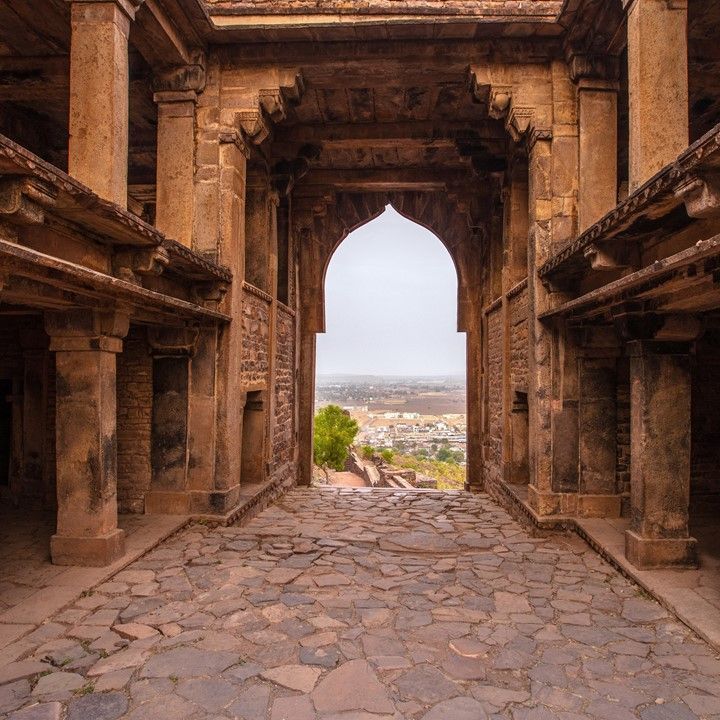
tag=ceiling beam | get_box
[295,167,479,192]
[275,120,506,145]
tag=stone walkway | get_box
[2,488,720,720]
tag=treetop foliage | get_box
[313,404,359,471]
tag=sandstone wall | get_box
[509,284,529,393]
[270,305,296,486]
[485,305,503,484]
[616,358,631,515]
[241,285,271,388]
[116,326,153,514]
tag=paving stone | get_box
[111,623,158,640]
[299,645,340,667]
[176,678,237,711]
[9,703,63,720]
[312,659,395,714]
[261,664,322,692]
[421,697,489,720]
[394,665,459,704]
[226,683,272,719]
[31,672,85,696]
[139,647,239,678]
[66,692,128,720]
[270,695,315,720]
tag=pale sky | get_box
[316,206,466,377]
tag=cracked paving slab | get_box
[2,487,720,719]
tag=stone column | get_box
[625,0,689,190]
[45,310,129,566]
[144,327,198,515]
[577,328,621,517]
[67,0,141,207]
[571,57,619,230]
[153,59,205,246]
[625,339,697,568]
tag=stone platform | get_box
[2,487,720,719]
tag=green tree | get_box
[361,445,375,460]
[380,448,395,463]
[436,447,454,463]
[313,405,359,472]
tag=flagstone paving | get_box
[2,487,720,720]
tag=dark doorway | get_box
[241,390,267,485]
[0,379,12,488]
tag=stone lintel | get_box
[49,335,124,354]
[50,529,126,567]
[625,529,697,569]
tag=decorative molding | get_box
[242,281,273,303]
[539,124,720,281]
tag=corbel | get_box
[191,280,229,309]
[113,245,170,283]
[675,173,720,219]
[147,324,199,357]
[153,50,206,100]
[236,109,272,147]
[583,243,629,271]
[0,177,56,226]
[218,129,251,158]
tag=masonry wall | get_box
[116,326,153,514]
[271,306,297,486]
[616,357,631,516]
[241,286,271,389]
[509,284,529,393]
[484,305,503,484]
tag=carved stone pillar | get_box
[45,309,129,566]
[625,339,697,568]
[144,327,198,515]
[624,0,689,190]
[577,328,622,517]
[154,58,205,246]
[465,325,483,492]
[67,0,142,206]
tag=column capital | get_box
[568,52,620,86]
[45,309,129,353]
[67,0,145,23]
[623,0,687,14]
[147,326,199,357]
[153,52,206,99]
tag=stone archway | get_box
[295,190,487,490]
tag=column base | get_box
[190,485,241,516]
[577,494,622,518]
[144,491,192,515]
[51,529,126,567]
[528,484,578,516]
[625,529,698,569]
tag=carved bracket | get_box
[583,243,629,271]
[153,50,206,95]
[147,325,199,356]
[0,177,57,226]
[191,280,229,309]
[113,246,170,283]
[675,173,720,219]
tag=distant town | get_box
[316,374,467,464]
